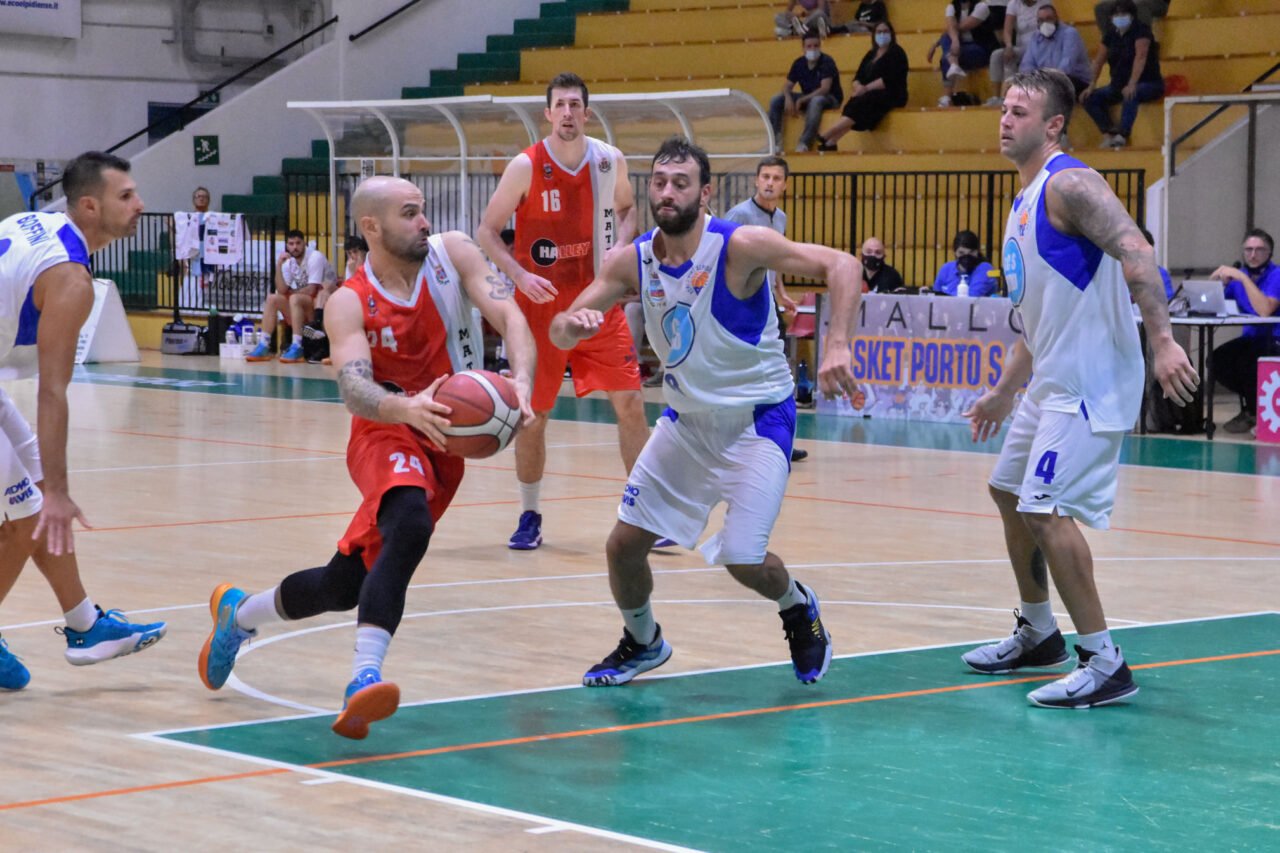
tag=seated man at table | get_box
[930,230,997,296]
[861,236,906,293]
[1210,227,1280,434]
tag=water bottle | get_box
[957,274,970,298]
[796,359,814,405]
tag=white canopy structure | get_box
[288,89,774,260]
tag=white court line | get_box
[71,455,343,475]
[4,555,1277,633]
[130,734,703,853]
[140,608,1280,738]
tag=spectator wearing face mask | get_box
[1210,228,1280,434]
[814,21,909,149]
[1093,0,1169,31]
[859,236,905,293]
[987,0,1052,105]
[1080,0,1164,149]
[769,33,843,153]
[1019,4,1093,98]
[931,230,997,296]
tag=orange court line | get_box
[3,647,1274,813]
[79,494,622,535]
[795,493,1280,549]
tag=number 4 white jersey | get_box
[636,216,794,413]
[1001,153,1143,433]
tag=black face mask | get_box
[957,254,980,274]
[1244,260,1270,278]
[863,255,884,272]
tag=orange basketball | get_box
[435,370,523,459]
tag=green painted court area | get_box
[162,614,1280,850]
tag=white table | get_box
[1168,314,1280,439]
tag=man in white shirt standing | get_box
[247,228,335,363]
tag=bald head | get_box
[861,237,885,257]
[352,175,432,263]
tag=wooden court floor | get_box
[1,353,1276,851]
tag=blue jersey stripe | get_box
[56,222,90,268]
[15,286,40,346]
[1035,158,1103,292]
[706,218,770,346]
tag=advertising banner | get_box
[0,0,81,39]
[817,293,1023,423]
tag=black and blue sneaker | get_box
[583,626,673,686]
[58,607,167,666]
[780,582,832,684]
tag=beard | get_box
[651,198,701,236]
[387,228,431,262]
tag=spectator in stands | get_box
[841,0,888,33]
[988,0,1052,104]
[247,228,336,363]
[1210,228,1280,434]
[930,230,997,296]
[1094,0,1169,31]
[342,235,368,282]
[1018,4,1092,99]
[860,236,905,292]
[814,21,909,149]
[930,2,1002,107]
[769,34,843,153]
[1081,0,1164,149]
[775,0,833,38]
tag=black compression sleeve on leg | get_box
[357,486,433,635]
[278,550,367,620]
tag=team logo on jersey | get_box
[367,294,378,316]
[660,303,696,367]
[1018,209,1030,237]
[646,269,665,301]
[1003,238,1027,305]
[689,266,712,294]
[598,157,611,174]
[543,164,554,180]
[430,261,450,284]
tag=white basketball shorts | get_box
[989,396,1123,530]
[0,387,43,522]
[618,400,795,565]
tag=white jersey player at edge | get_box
[549,136,862,687]
[0,152,168,692]
[962,70,1197,709]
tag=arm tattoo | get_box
[486,273,515,300]
[337,358,388,419]
[1054,170,1173,337]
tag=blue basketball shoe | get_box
[279,341,305,363]
[332,668,401,740]
[58,607,167,665]
[0,635,31,691]
[508,510,543,550]
[779,582,832,684]
[199,583,256,690]
[583,626,673,686]
[245,339,273,361]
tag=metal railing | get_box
[28,15,340,210]
[92,212,283,316]
[236,167,1142,303]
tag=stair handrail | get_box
[349,0,424,42]
[28,14,340,210]
[1169,62,1280,175]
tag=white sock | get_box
[352,625,392,678]
[64,597,98,633]
[622,602,657,646]
[775,579,808,611]
[519,480,541,514]
[1019,600,1057,636]
[235,588,283,632]
[291,334,302,346]
[1076,629,1121,671]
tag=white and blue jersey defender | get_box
[620,216,798,564]
[993,153,1142,529]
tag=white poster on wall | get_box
[0,0,82,39]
